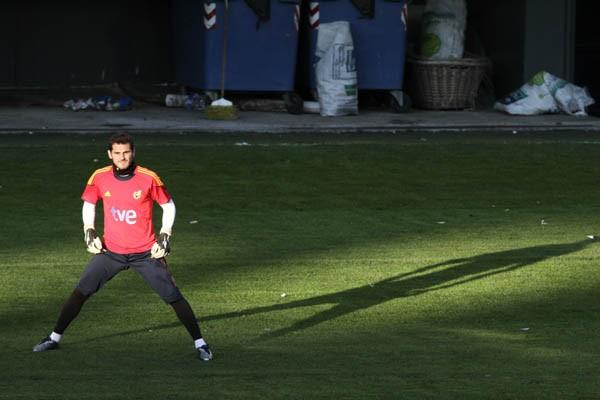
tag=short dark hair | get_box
[108,133,134,151]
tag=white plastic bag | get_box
[315,21,358,116]
[494,71,595,116]
[554,81,595,115]
[420,0,466,59]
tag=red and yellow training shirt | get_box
[81,165,171,254]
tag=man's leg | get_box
[169,297,212,360]
[33,289,91,351]
[170,298,202,340]
[132,255,213,361]
[33,253,126,352]
[54,288,89,335]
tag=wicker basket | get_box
[407,56,490,110]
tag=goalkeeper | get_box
[33,133,212,361]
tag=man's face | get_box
[108,143,134,170]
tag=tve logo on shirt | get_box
[111,207,137,224]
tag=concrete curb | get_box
[1,106,599,135]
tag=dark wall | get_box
[0,4,18,85]
[0,1,173,88]
[575,0,600,99]
[467,0,526,98]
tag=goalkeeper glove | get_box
[151,232,171,259]
[84,228,104,254]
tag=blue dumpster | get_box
[305,0,408,91]
[172,0,301,92]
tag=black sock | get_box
[170,298,202,341]
[53,289,89,334]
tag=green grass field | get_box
[1,132,600,399]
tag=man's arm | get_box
[160,199,176,235]
[151,199,176,258]
[82,201,103,254]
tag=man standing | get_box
[33,133,212,361]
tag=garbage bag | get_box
[315,21,358,116]
[494,71,595,116]
[420,0,466,59]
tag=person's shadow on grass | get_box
[85,239,594,343]
[201,239,594,340]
